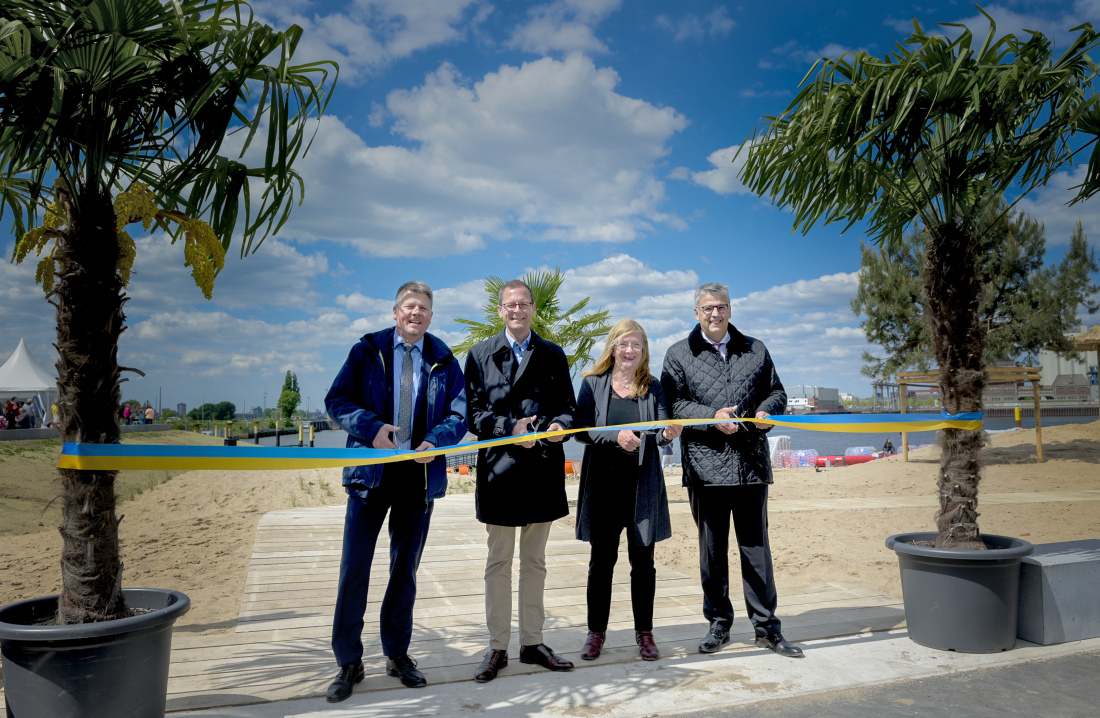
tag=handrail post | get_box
[900,383,909,462]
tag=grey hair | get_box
[694,282,730,307]
[395,281,433,307]
[499,279,534,304]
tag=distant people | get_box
[49,402,58,428]
[323,281,468,702]
[4,397,16,430]
[464,278,577,682]
[882,438,896,456]
[145,404,155,423]
[574,319,682,662]
[661,282,803,659]
[14,401,32,429]
[123,405,131,424]
[26,396,42,428]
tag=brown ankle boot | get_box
[581,631,606,660]
[636,631,659,661]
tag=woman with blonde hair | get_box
[574,318,682,661]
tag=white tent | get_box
[0,338,57,426]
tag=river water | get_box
[259,414,1096,462]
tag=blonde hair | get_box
[584,318,652,398]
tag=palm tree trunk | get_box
[923,221,987,550]
[52,184,129,623]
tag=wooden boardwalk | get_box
[163,493,906,713]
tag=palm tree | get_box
[739,13,1099,548]
[0,0,336,622]
[453,268,611,377]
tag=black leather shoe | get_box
[386,653,427,687]
[519,643,574,671]
[474,649,508,682]
[326,660,365,703]
[756,632,804,658]
[698,627,731,654]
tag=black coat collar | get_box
[688,323,747,355]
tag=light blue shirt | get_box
[505,329,531,369]
[392,335,424,450]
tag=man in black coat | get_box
[464,279,577,682]
[661,282,804,659]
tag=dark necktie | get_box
[511,341,523,381]
[398,344,414,444]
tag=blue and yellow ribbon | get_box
[56,412,981,471]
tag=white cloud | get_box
[1012,167,1100,247]
[686,144,753,196]
[944,2,1094,46]
[272,54,688,256]
[760,39,862,71]
[579,268,870,391]
[508,0,621,54]
[125,234,330,313]
[888,2,1098,47]
[656,6,736,43]
[739,86,790,99]
[558,253,699,304]
[335,292,396,314]
[251,0,488,84]
[733,272,860,317]
[0,244,57,368]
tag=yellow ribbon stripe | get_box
[56,413,981,472]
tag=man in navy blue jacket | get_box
[323,281,468,703]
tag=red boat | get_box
[815,454,878,467]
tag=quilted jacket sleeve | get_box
[755,347,787,421]
[661,345,718,420]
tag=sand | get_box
[0,421,1096,636]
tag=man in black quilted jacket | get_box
[661,282,804,659]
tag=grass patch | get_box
[0,430,224,536]
[115,471,176,503]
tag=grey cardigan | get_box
[574,372,673,547]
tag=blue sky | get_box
[2,0,1099,414]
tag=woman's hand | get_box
[662,423,682,440]
[616,430,641,451]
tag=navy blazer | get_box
[325,327,468,500]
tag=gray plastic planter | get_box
[0,588,190,718]
[886,532,1033,653]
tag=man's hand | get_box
[546,421,566,442]
[752,410,770,430]
[373,424,398,449]
[512,415,538,449]
[616,430,642,451]
[413,441,436,464]
[714,406,739,435]
[662,423,683,440]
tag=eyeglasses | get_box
[697,304,729,315]
[500,302,533,311]
[616,342,643,351]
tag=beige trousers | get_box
[484,521,553,650]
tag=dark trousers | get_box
[586,526,656,632]
[688,483,779,637]
[330,475,433,666]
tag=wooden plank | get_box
[156,495,910,713]
[163,605,905,710]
